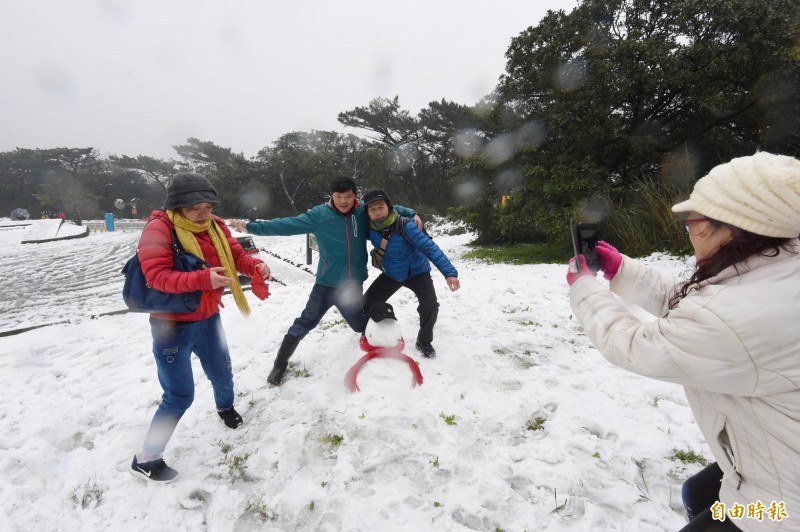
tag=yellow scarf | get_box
[167,210,250,316]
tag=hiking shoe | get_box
[415,341,436,359]
[218,407,243,429]
[130,456,178,483]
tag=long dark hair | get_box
[668,219,797,310]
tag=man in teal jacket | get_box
[230,176,418,385]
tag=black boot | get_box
[268,335,301,386]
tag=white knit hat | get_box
[672,152,800,238]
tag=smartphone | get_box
[570,220,600,273]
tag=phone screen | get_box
[570,221,600,273]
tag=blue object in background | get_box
[104,212,115,232]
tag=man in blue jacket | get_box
[230,177,418,385]
[362,189,460,359]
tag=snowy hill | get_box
[0,220,705,531]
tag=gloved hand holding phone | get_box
[595,241,622,281]
[566,255,597,286]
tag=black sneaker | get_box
[415,341,436,359]
[218,407,243,429]
[130,456,178,483]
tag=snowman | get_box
[347,302,422,392]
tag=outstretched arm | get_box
[229,209,318,237]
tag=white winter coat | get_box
[570,241,800,532]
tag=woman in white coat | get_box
[567,152,800,532]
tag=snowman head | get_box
[365,302,402,348]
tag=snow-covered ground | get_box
[0,219,706,531]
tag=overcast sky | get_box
[1,0,577,160]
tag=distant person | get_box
[229,176,419,386]
[361,189,460,358]
[566,152,800,531]
[131,172,271,483]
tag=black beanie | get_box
[362,189,393,210]
[164,173,220,210]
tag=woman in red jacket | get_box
[130,173,271,483]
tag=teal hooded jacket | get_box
[245,201,415,287]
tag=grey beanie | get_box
[164,172,220,210]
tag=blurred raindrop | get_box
[753,72,800,147]
[34,62,76,98]
[392,144,416,171]
[483,134,515,167]
[554,58,588,92]
[515,120,547,152]
[632,120,665,146]
[453,129,484,159]
[337,281,363,310]
[661,146,700,188]
[10,208,30,221]
[585,24,611,54]
[473,98,494,119]
[370,49,395,96]
[575,194,610,224]
[152,39,186,72]
[218,21,246,54]
[496,169,523,194]
[455,178,482,206]
[95,0,132,23]
[239,190,271,216]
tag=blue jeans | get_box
[141,313,234,458]
[287,282,366,340]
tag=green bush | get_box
[605,177,692,256]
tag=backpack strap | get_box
[140,218,183,256]
[370,217,422,270]
[394,216,418,247]
[370,229,391,269]
[169,228,181,255]
[375,233,389,262]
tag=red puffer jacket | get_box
[138,210,262,322]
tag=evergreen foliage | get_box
[492,0,800,245]
[1,0,798,260]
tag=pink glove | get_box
[595,241,622,281]
[566,255,597,286]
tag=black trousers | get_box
[363,272,439,344]
[680,463,742,532]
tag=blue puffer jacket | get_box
[245,201,415,287]
[370,217,458,282]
